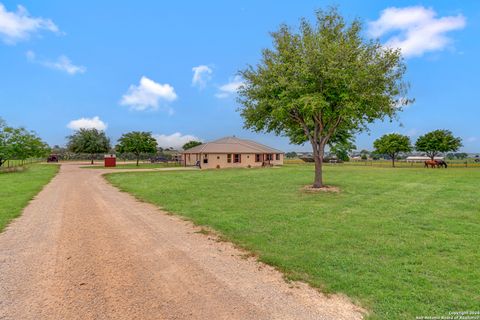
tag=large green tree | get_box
[373,133,412,167]
[415,130,462,160]
[0,118,50,167]
[238,8,411,188]
[116,131,158,166]
[67,128,111,164]
[182,140,202,150]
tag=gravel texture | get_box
[0,163,365,319]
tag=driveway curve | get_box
[0,163,364,320]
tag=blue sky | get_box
[0,1,479,152]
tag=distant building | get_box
[297,152,313,157]
[406,156,444,163]
[181,136,284,169]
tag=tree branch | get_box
[321,116,343,146]
[292,110,315,147]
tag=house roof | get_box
[182,136,284,154]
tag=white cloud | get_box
[45,55,86,75]
[215,75,244,98]
[467,137,477,143]
[67,116,107,131]
[192,65,213,89]
[0,3,59,44]
[368,6,466,57]
[153,132,202,149]
[120,76,177,111]
[27,51,86,75]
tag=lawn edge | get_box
[102,170,370,318]
[0,163,60,233]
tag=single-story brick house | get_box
[181,136,284,169]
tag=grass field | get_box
[81,162,182,169]
[285,158,480,168]
[0,164,59,232]
[106,164,480,319]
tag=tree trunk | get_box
[136,156,139,166]
[391,155,395,167]
[91,154,94,165]
[312,143,325,188]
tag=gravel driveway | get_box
[0,163,364,320]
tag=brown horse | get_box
[424,160,437,168]
[435,160,448,168]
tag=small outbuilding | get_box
[104,154,116,167]
[182,136,284,169]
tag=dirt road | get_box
[0,163,364,320]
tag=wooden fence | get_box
[284,159,480,168]
[0,158,44,172]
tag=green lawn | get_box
[81,162,182,169]
[0,164,59,232]
[105,165,480,319]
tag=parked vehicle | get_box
[47,154,59,162]
[150,156,168,163]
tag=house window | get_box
[227,154,232,163]
[255,154,261,162]
[203,154,208,164]
[276,154,280,160]
[234,154,241,163]
[266,154,273,161]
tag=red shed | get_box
[104,154,116,167]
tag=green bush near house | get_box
[106,165,480,320]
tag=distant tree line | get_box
[63,129,203,166]
[286,129,464,168]
[372,129,462,167]
[446,152,469,160]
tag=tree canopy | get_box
[415,130,462,160]
[446,152,468,160]
[67,128,111,164]
[329,140,356,162]
[182,140,203,150]
[238,7,411,187]
[373,133,412,167]
[116,131,158,166]
[0,118,50,167]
